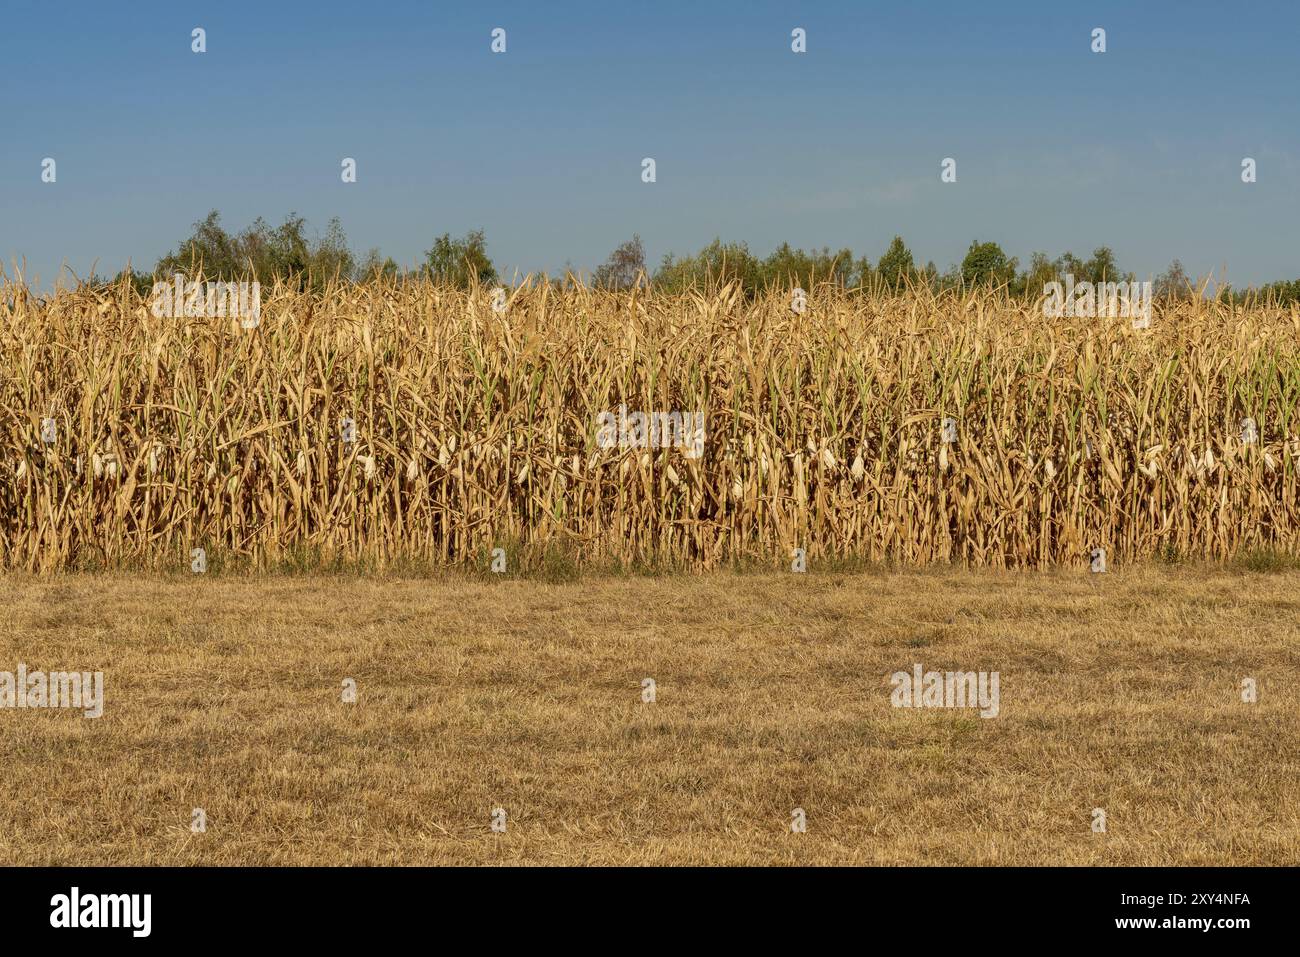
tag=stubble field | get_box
[2,563,1297,866]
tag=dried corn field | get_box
[2,275,1299,572]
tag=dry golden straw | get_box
[1,272,1298,571]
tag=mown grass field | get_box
[2,563,1297,865]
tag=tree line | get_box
[101,209,1298,304]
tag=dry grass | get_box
[4,276,1300,572]
[1,564,1297,865]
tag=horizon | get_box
[4,0,1298,290]
[0,213,1262,295]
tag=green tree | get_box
[308,217,357,281]
[423,229,498,287]
[156,210,242,277]
[935,263,964,292]
[107,267,155,297]
[960,240,1018,288]
[255,213,310,278]
[1154,259,1193,299]
[653,239,763,295]
[357,247,401,279]
[875,236,916,291]
[1074,246,1129,284]
[593,235,646,290]
[1054,250,1086,281]
[853,256,873,288]
[156,210,365,289]
[761,243,856,290]
[1259,278,1300,304]
[1019,252,1058,296]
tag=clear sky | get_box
[3,0,1298,289]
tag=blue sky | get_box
[3,0,1297,288]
